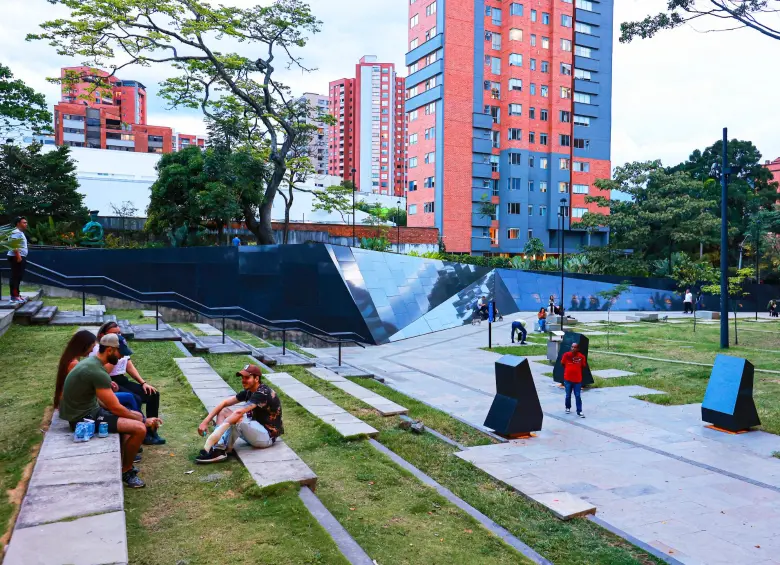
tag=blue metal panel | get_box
[404,85,443,112]
[575,56,599,72]
[473,137,493,154]
[575,33,600,49]
[473,112,494,129]
[472,237,493,252]
[473,0,486,114]
[575,79,599,95]
[576,9,601,25]
[405,34,444,66]
[472,162,493,178]
[406,59,444,89]
[574,102,599,117]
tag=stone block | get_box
[16,479,123,528]
[307,366,347,382]
[29,450,119,488]
[307,404,348,417]
[247,459,317,490]
[331,422,379,438]
[372,402,408,416]
[528,491,596,520]
[4,511,128,565]
[697,311,720,320]
[592,369,636,379]
[38,431,120,461]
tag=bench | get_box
[4,412,127,565]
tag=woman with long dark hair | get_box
[92,321,165,445]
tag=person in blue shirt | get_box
[7,217,28,303]
[232,236,241,246]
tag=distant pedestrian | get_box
[561,342,587,418]
[232,236,241,247]
[683,288,693,314]
[696,292,704,311]
[6,216,28,303]
[769,300,778,318]
[537,308,547,332]
[511,318,527,344]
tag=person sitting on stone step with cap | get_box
[195,364,284,464]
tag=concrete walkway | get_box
[331,317,780,565]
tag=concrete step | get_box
[49,312,116,326]
[13,300,44,324]
[31,305,59,324]
[0,310,14,339]
[117,319,134,339]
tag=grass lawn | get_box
[209,357,660,565]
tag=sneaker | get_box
[122,469,145,488]
[578,412,585,418]
[143,432,166,445]
[565,408,571,414]
[195,447,227,464]
[134,453,142,463]
[520,341,527,345]
[10,296,23,303]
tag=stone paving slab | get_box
[49,311,115,326]
[265,372,378,438]
[174,358,317,489]
[307,367,407,416]
[592,369,637,379]
[16,480,123,528]
[3,511,128,565]
[128,322,181,341]
[0,309,14,338]
[198,335,252,354]
[529,491,597,520]
[141,310,161,317]
[29,450,119,487]
[194,322,223,336]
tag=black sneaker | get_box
[143,432,166,445]
[122,469,145,488]
[134,453,142,463]
[195,447,227,464]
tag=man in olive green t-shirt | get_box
[60,334,162,489]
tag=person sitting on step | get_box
[91,321,165,445]
[537,307,548,332]
[59,333,161,488]
[195,364,284,464]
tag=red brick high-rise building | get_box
[54,66,202,154]
[328,56,407,196]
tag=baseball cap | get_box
[237,364,262,378]
[118,335,133,357]
[99,334,121,348]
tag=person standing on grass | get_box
[6,216,28,303]
[195,364,284,464]
[683,288,693,314]
[59,333,162,488]
[561,342,587,418]
[511,318,528,344]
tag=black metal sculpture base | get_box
[484,355,543,437]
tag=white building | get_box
[299,92,330,175]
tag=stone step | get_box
[125,323,181,342]
[49,312,116,326]
[31,305,59,324]
[193,322,223,336]
[307,367,407,416]
[117,319,134,339]
[0,309,14,339]
[13,300,44,324]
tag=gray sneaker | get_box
[122,469,145,488]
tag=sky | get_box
[2,0,779,169]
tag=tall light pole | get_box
[560,197,567,333]
[720,128,729,349]
[396,199,402,253]
[351,167,357,247]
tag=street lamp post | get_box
[720,129,729,349]
[396,199,402,254]
[351,167,357,247]
[560,198,567,333]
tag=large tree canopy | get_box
[29,0,322,244]
[621,0,780,43]
[0,63,52,137]
[0,144,86,224]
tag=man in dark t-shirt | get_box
[195,364,284,464]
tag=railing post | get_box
[82,279,86,317]
[282,330,286,356]
[222,317,226,344]
[338,341,342,367]
[155,300,159,331]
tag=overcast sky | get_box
[2,0,778,169]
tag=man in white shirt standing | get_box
[6,216,28,303]
[683,288,693,314]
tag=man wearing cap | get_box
[58,334,162,488]
[195,364,284,464]
[7,216,28,303]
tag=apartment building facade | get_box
[328,56,407,196]
[405,0,612,254]
[299,92,330,175]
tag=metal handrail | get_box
[4,261,367,350]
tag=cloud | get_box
[2,0,779,165]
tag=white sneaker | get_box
[578,412,585,418]
[565,408,571,414]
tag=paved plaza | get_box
[327,312,780,565]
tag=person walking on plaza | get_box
[561,342,587,418]
[6,216,28,303]
[511,318,528,344]
[683,288,693,314]
[232,235,241,246]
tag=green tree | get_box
[523,237,546,269]
[30,0,322,245]
[579,161,721,269]
[0,144,86,224]
[310,182,355,224]
[596,281,631,350]
[702,267,754,346]
[0,63,51,137]
[620,1,780,44]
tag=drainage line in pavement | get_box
[586,515,685,565]
[368,439,553,565]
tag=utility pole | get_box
[351,167,357,247]
[720,128,729,349]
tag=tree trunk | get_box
[283,204,290,244]
[256,199,275,244]
[217,222,224,246]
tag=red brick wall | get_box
[269,222,439,244]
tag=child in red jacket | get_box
[561,342,587,418]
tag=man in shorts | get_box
[195,364,284,464]
[58,334,162,488]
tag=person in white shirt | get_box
[683,289,693,314]
[6,216,28,303]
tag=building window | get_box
[408,180,418,191]
[425,151,435,164]
[540,85,548,97]
[508,202,521,215]
[573,207,588,218]
[530,58,536,71]
[510,178,522,190]
[560,134,571,147]
[509,53,523,67]
[492,130,501,148]
[560,110,571,122]
[541,61,549,73]
[542,12,549,24]
[529,107,535,119]
[491,179,500,195]
[531,9,537,21]
[574,161,590,172]
[561,63,572,75]
[530,34,536,47]
[561,86,572,99]
[485,105,500,123]
[485,55,501,74]
[487,31,502,50]
[508,103,522,116]
[410,14,419,27]
[424,201,435,213]
[576,0,594,11]
[529,156,535,168]
[410,109,418,120]
[490,227,499,245]
[540,206,547,216]
[559,181,570,193]
[409,204,418,214]
[576,22,593,34]
[575,45,593,58]
[561,38,572,51]
[425,126,435,139]
[424,176,435,188]
[574,138,590,150]
[562,14,572,27]
[528,180,534,192]
[508,228,520,240]
[575,68,593,81]
[509,28,523,41]
[530,83,536,95]
[426,1,436,16]
[409,133,418,145]
[540,133,548,145]
[409,157,418,168]
[528,131,535,143]
[540,158,548,169]
[574,115,591,127]
[573,183,589,194]
[425,26,437,41]
[560,158,570,170]
[527,205,533,216]
[410,38,419,50]
[508,128,522,140]
[540,181,548,192]
[540,109,548,121]
[491,7,503,25]
[509,78,522,91]
[510,3,523,16]
[490,155,500,172]
[509,153,522,165]
[542,37,549,49]
[574,92,592,104]
[425,102,436,114]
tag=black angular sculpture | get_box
[702,355,760,433]
[484,355,543,437]
[553,332,594,386]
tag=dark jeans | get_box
[683,302,692,314]
[511,322,527,343]
[7,256,26,298]
[564,381,583,413]
[112,374,159,418]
